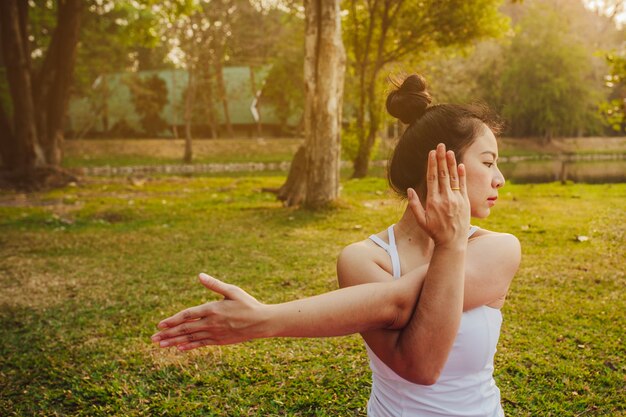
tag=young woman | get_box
[151,74,521,416]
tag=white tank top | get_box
[366,225,504,417]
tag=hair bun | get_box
[386,74,432,124]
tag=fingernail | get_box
[199,273,209,280]
[157,323,168,329]
[160,340,170,347]
[151,335,160,342]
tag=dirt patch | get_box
[499,137,626,153]
[64,137,303,160]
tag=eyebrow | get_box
[481,151,498,159]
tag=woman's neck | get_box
[393,207,434,254]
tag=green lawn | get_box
[0,177,624,416]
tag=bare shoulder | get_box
[337,239,393,288]
[463,229,521,308]
[470,229,521,264]
[469,229,521,285]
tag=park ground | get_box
[0,166,624,415]
[60,136,626,169]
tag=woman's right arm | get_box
[150,266,426,349]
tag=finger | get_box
[407,188,426,227]
[436,143,450,190]
[199,273,240,301]
[153,317,207,341]
[458,163,467,195]
[178,338,220,351]
[157,330,215,348]
[447,150,460,191]
[157,304,206,330]
[426,149,438,198]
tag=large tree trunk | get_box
[0,0,81,188]
[278,0,345,208]
[0,0,41,173]
[33,0,82,166]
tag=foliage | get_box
[599,53,626,133]
[258,13,305,134]
[496,4,603,139]
[340,0,509,177]
[125,74,170,137]
[0,178,624,416]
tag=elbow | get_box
[397,361,443,386]
[385,282,417,330]
[405,370,441,386]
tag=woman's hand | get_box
[151,273,267,350]
[407,143,470,247]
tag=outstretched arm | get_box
[151,267,427,349]
[151,147,520,356]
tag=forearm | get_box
[394,243,466,383]
[259,280,407,339]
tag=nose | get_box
[493,166,505,189]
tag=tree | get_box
[259,13,306,135]
[277,0,346,208]
[498,3,600,140]
[600,52,626,133]
[343,0,507,178]
[0,0,82,187]
[126,74,169,137]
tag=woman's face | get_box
[460,124,505,218]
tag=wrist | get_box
[433,240,467,252]
[256,303,279,339]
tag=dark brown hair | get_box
[386,74,502,199]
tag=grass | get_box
[0,177,624,416]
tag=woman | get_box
[151,74,521,416]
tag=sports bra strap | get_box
[369,225,480,280]
[369,225,402,279]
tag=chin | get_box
[471,208,490,219]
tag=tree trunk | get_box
[352,79,380,178]
[183,67,196,163]
[0,0,81,188]
[200,63,218,139]
[278,0,345,208]
[214,56,234,138]
[170,70,179,139]
[33,0,83,166]
[249,67,263,138]
[0,100,17,169]
[0,0,41,173]
[277,145,307,206]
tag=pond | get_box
[499,154,626,184]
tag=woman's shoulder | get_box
[471,227,518,241]
[337,234,396,287]
[338,236,386,267]
[467,229,521,279]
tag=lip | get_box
[487,196,498,207]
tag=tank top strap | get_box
[368,225,402,279]
[386,225,402,279]
[370,225,478,280]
